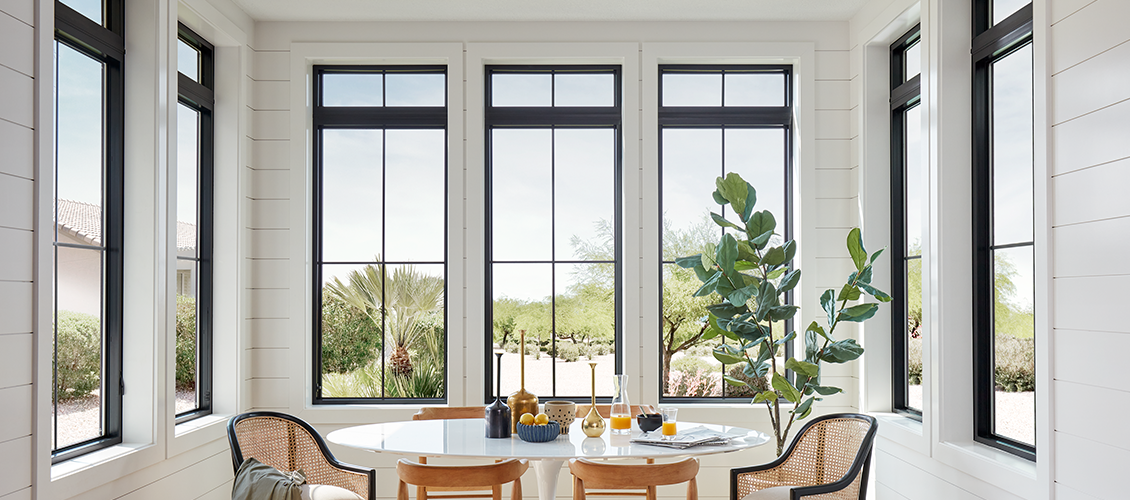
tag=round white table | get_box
[328,419,770,500]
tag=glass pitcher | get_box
[610,374,631,435]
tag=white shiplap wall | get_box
[244,20,861,500]
[0,0,37,497]
[1048,1,1130,499]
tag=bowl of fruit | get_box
[516,412,561,442]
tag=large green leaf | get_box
[806,320,831,342]
[693,273,720,297]
[692,262,714,282]
[713,345,746,365]
[772,372,801,403]
[811,385,843,396]
[716,173,750,216]
[785,358,819,378]
[837,303,879,322]
[716,234,738,279]
[701,318,726,340]
[793,396,816,419]
[674,254,702,269]
[782,240,797,263]
[746,211,776,243]
[804,328,819,362]
[728,283,760,308]
[858,282,893,302]
[711,212,744,231]
[823,339,864,363]
[869,247,885,264]
[847,227,867,271]
[762,246,786,266]
[752,390,776,404]
[820,289,836,327]
[751,230,774,247]
[857,265,873,284]
[768,305,799,322]
[707,303,749,319]
[778,269,801,293]
[837,282,861,302]
[712,189,728,206]
[736,241,760,263]
[722,374,750,387]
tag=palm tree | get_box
[325,260,444,377]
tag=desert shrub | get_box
[322,360,444,399]
[723,364,770,398]
[667,366,721,397]
[995,335,1035,392]
[54,310,101,400]
[687,344,714,358]
[595,343,611,356]
[505,342,520,354]
[555,342,581,362]
[320,292,382,374]
[175,295,197,389]
[671,354,713,375]
[908,334,923,385]
[525,342,540,358]
[581,343,596,360]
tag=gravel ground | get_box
[52,389,197,449]
[495,353,617,399]
[908,385,1034,444]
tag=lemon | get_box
[519,413,535,425]
[534,413,550,425]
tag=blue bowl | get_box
[517,422,560,442]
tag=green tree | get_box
[492,297,520,347]
[320,290,383,373]
[325,261,444,377]
[660,217,720,395]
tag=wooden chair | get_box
[396,458,528,500]
[730,413,877,500]
[227,411,375,500]
[413,406,485,422]
[569,457,699,500]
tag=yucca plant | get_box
[676,173,890,455]
[325,261,444,377]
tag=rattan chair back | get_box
[228,411,376,500]
[731,413,877,500]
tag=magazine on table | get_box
[631,426,734,449]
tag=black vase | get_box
[486,352,511,438]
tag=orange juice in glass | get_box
[611,415,632,431]
[660,408,678,440]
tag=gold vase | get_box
[507,329,538,433]
[582,362,605,437]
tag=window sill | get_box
[174,413,228,437]
[875,412,923,435]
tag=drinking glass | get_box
[660,407,678,440]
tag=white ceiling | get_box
[231,0,867,23]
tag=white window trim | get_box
[288,42,466,423]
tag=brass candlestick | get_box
[582,362,606,437]
[507,329,538,433]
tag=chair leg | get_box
[493,484,502,500]
[512,475,523,500]
[647,485,656,500]
[573,477,585,500]
[398,480,409,500]
[687,478,698,500]
[417,456,428,500]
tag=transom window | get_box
[312,66,448,403]
[485,66,622,401]
[658,65,792,401]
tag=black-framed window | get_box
[972,0,1035,460]
[174,23,214,423]
[52,0,125,462]
[890,26,923,418]
[657,65,793,401]
[312,66,448,403]
[484,66,622,402]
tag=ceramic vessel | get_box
[486,352,511,438]
[544,400,576,434]
[581,362,606,437]
[516,422,560,442]
[507,329,538,432]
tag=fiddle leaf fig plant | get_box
[676,172,891,456]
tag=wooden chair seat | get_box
[570,457,699,500]
[397,458,528,500]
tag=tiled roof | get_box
[55,199,197,252]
